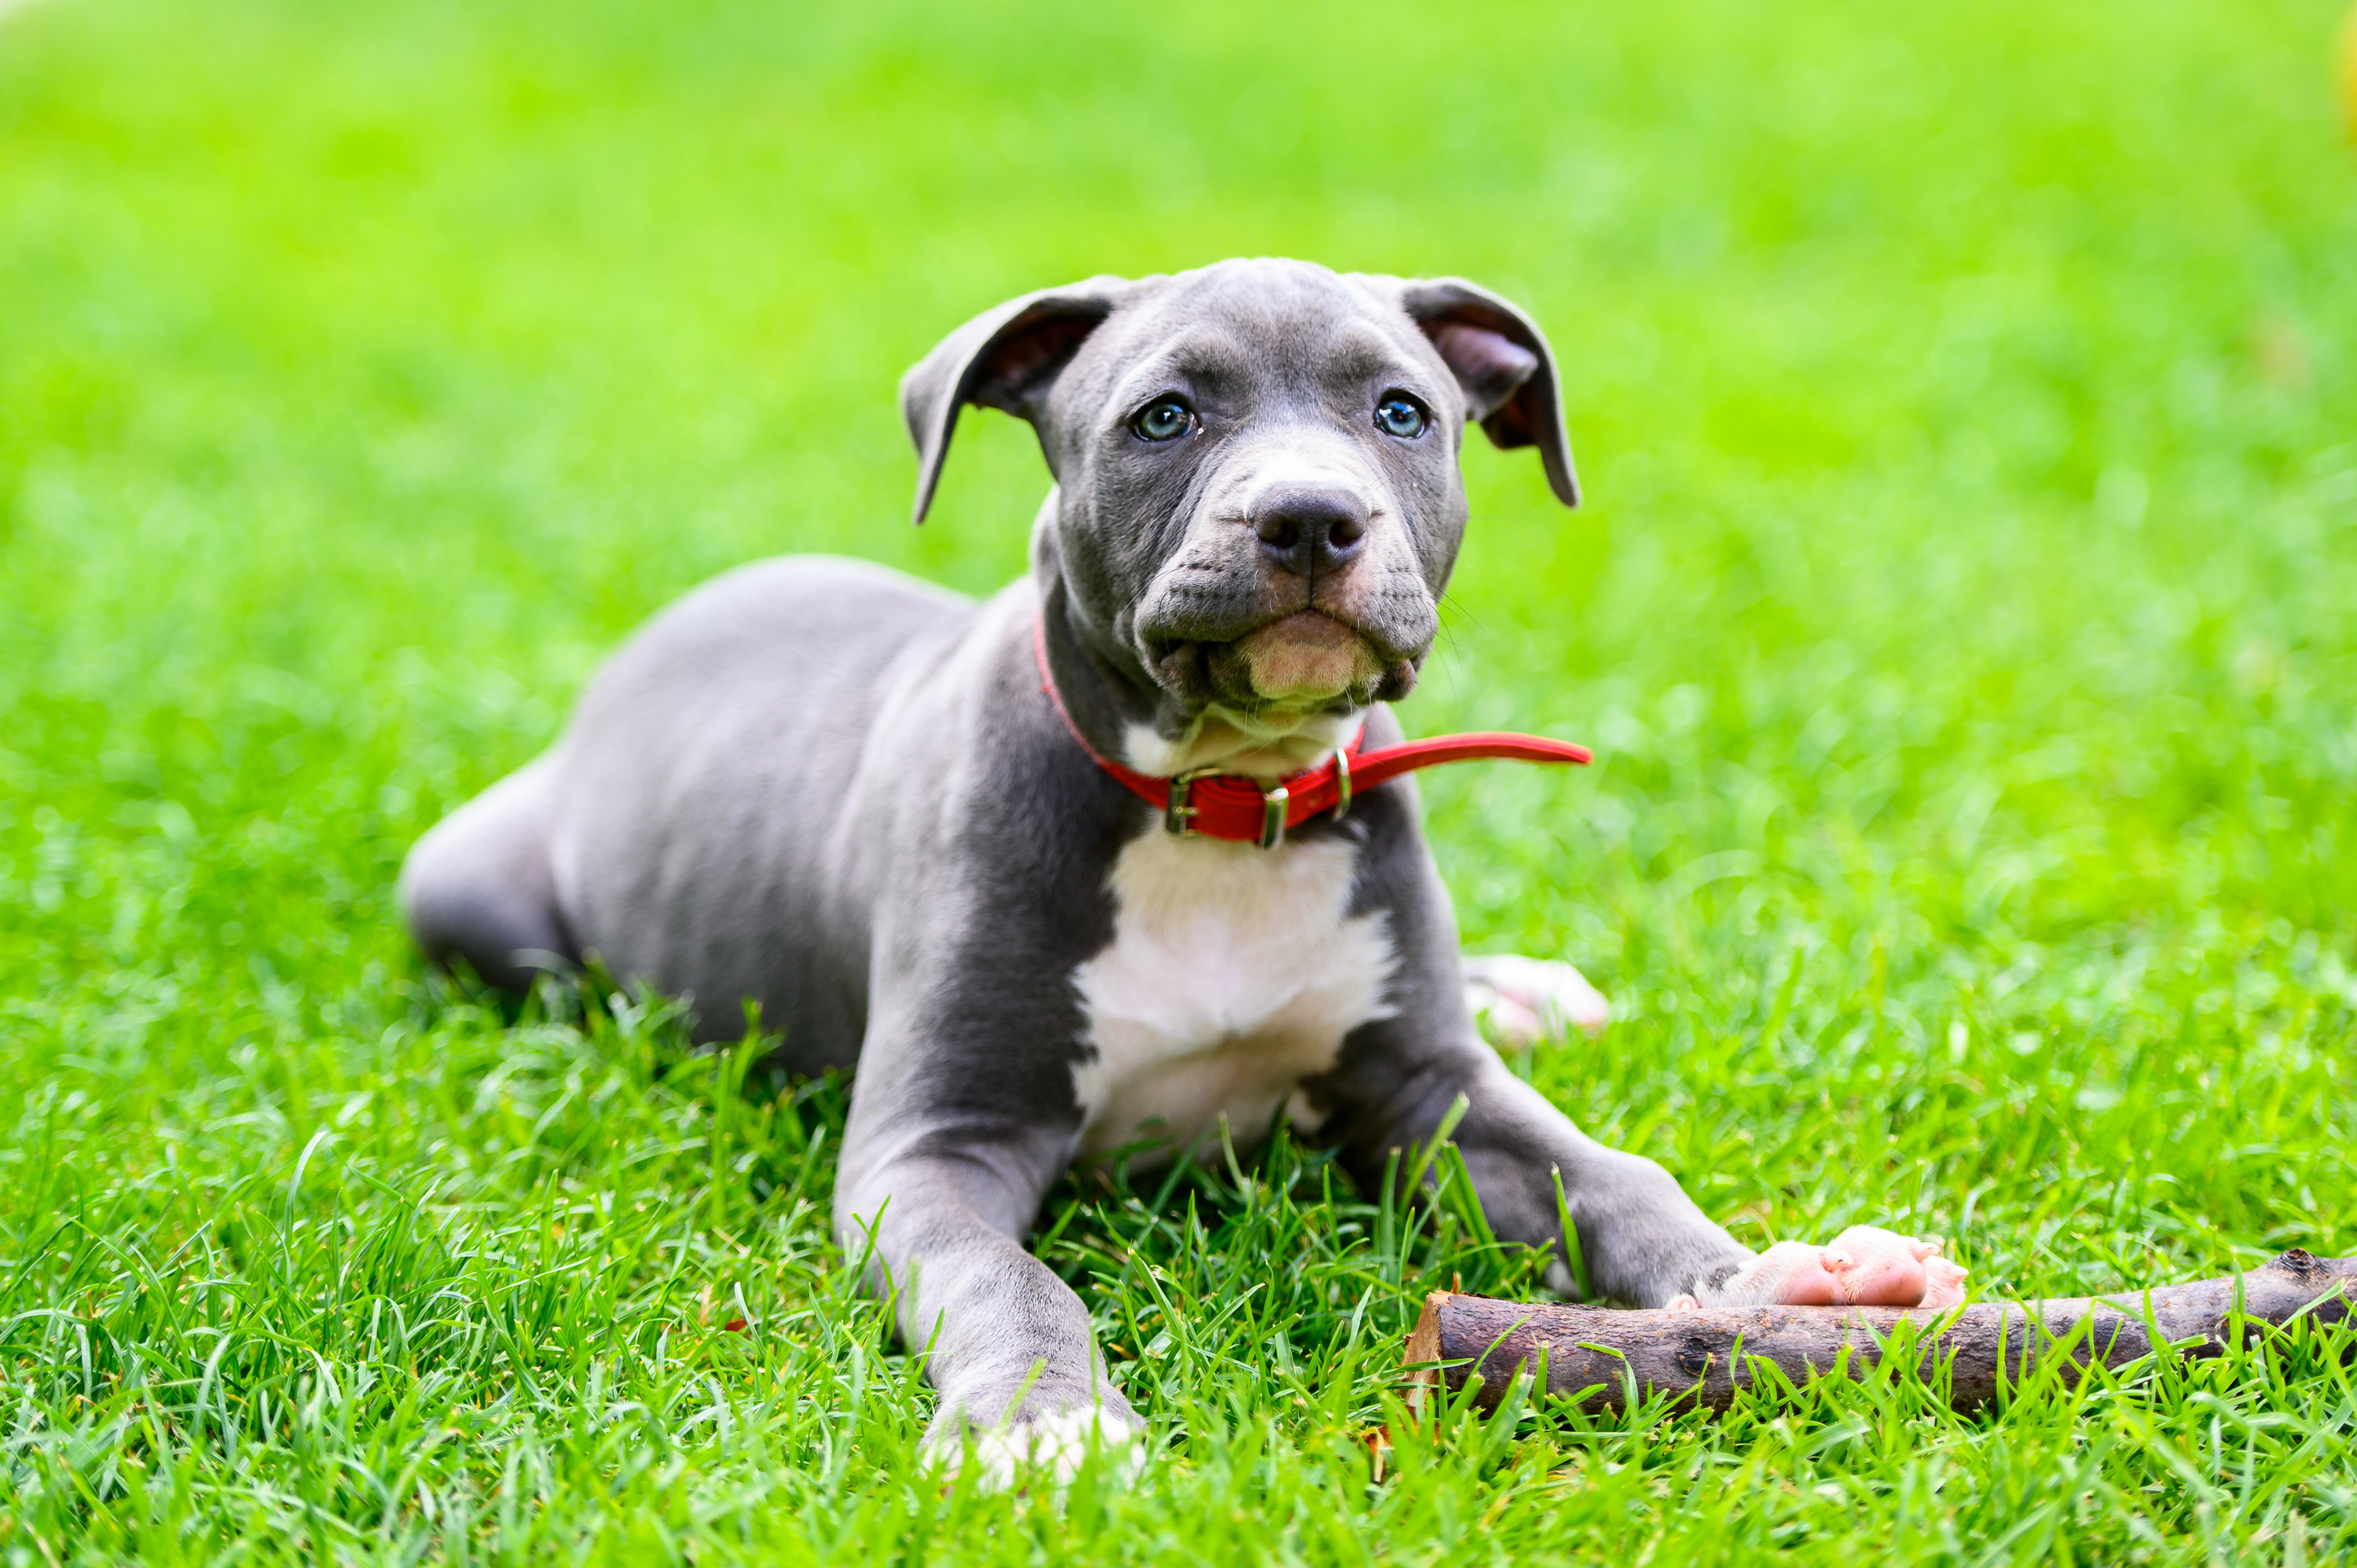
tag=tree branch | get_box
[1402,1248,2356,1420]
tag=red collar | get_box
[1033,617,1591,848]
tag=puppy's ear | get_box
[900,277,1133,525]
[1395,278,1579,508]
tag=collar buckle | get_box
[1164,768,1220,837]
[1166,769,1292,848]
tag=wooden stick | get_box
[1402,1248,2356,1420]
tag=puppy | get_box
[401,258,1963,1480]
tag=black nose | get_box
[1252,486,1369,577]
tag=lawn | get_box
[4,0,2356,1559]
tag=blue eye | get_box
[1133,399,1193,441]
[1375,395,1428,438]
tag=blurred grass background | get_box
[3,0,2355,1560]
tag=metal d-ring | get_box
[1330,745,1352,823]
[1258,782,1290,850]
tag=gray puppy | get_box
[401,258,1963,1481]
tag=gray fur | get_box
[400,258,1752,1466]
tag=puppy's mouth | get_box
[1147,611,1420,710]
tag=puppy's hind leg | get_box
[398,758,577,995]
[1462,953,1611,1043]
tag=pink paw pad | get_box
[1696,1227,1969,1310]
[1801,1226,1967,1308]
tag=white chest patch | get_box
[1069,830,1398,1163]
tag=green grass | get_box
[5,0,2357,1559]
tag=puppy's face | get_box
[901,258,1576,757]
[1043,262,1468,721]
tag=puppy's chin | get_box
[1208,612,1389,706]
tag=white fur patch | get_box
[940,1406,1144,1489]
[1070,831,1396,1162]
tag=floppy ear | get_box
[899,277,1134,525]
[1396,278,1579,508]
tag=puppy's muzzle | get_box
[1136,481,1431,709]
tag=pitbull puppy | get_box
[401,258,1963,1480]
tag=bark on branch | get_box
[1402,1249,2356,1420]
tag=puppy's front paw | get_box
[926,1392,1145,1489]
[1703,1228,1967,1310]
[1463,954,1611,1044]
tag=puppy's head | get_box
[901,258,1578,747]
